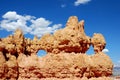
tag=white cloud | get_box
[102,48,109,53]
[74,0,91,6]
[2,11,20,20]
[30,18,52,28]
[0,11,34,33]
[0,11,62,37]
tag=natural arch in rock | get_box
[37,50,47,57]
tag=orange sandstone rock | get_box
[91,33,106,53]
[40,16,91,53]
[0,16,113,80]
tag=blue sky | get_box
[0,0,120,66]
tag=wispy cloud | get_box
[0,11,62,37]
[102,48,109,53]
[114,60,120,67]
[118,60,120,63]
[61,4,66,8]
[74,0,91,6]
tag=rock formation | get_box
[39,17,91,54]
[91,33,106,53]
[0,16,113,80]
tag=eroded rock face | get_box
[0,16,113,80]
[40,16,91,53]
[91,33,106,53]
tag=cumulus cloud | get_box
[3,11,20,19]
[102,48,109,53]
[0,11,62,37]
[30,18,62,37]
[74,0,91,6]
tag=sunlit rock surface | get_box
[0,16,113,80]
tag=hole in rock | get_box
[86,46,94,55]
[37,50,47,57]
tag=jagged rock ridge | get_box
[0,16,113,80]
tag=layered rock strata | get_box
[0,16,113,80]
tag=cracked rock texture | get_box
[0,16,113,80]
